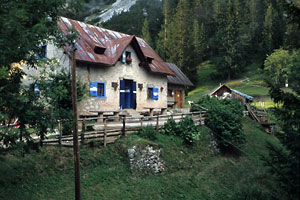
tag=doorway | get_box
[175,90,184,108]
[120,79,136,109]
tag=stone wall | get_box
[128,145,165,174]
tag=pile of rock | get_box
[128,145,165,174]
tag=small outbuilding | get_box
[207,84,253,104]
[166,63,194,108]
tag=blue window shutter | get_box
[122,51,126,63]
[34,84,40,94]
[120,80,125,109]
[132,81,136,109]
[90,82,98,97]
[152,88,159,100]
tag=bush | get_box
[138,125,157,141]
[163,117,200,145]
[163,118,178,136]
[178,116,200,145]
[0,128,19,148]
[197,96,245,152]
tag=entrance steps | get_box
[121,109,143,120]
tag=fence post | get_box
[200,112,202,125]
[58,120,62,145]
[140,117,144,128]
[104,117,107,147]
[122,116,126,136]
[81,119,85,145]
[156,115,159,132]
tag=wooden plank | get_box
[81,120,85,145]
[104,117,107,147]
[122,116,126,136]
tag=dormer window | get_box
[122,51,132,65]
[147,57,153,64]
[94,46,106,54]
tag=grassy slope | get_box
[186,61,274,108]
[0,118,283,200]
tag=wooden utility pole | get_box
[71,48,81,200]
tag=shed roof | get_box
[207,84,253,100]
[231,89,253,100]
[207,84,231,96]
[58,17,174,76]
[166,62,194,87]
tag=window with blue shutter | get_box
[121,51,132,64]
[30,83,40,95]
[90,82,105,97]
[147,87,159,100]
[122,51,126,63]
[152,88,159,100]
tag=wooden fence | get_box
[42,111,207,147]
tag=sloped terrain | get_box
[0,118,285,200]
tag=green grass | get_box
[0,118,284,199]
[186,61,274,107]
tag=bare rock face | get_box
[128,145,165,174]
[86,0,137,24]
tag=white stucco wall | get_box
[76,45,168,114]
[22,42,70,84]
[22,43,168,115]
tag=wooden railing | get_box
[42,111,207,147]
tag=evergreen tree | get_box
[263,4,275,55]
[264,49,300,200]
[262,1,285,56]
[166,0,195,82]
[218,0,243,80]
[0,0,64,68]
[192,20,206,66]
[156,0,174,60]
[141,18,153,48]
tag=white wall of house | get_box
[22,42,70,84]
[23,43,168,115]
[47,46,167,116]
[76,45,168,115]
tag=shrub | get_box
[0,128,19,148]
[197,96,245,152]
[178,116,200,145]
[163,117,200,145]
[163,118,178,136]
[138,125,157,141]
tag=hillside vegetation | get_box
[0,118,285,200]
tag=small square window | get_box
[97,83,105,97]
[168,89,173,97]
[122,51,132,64]
[125,51,132,64]
[90,82,105,97]
[147,87,153,99]
[147,87,159,100]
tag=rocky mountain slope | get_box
[85,0,138,24]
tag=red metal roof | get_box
[58,17,174,76]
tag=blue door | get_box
[120,79,136,109]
